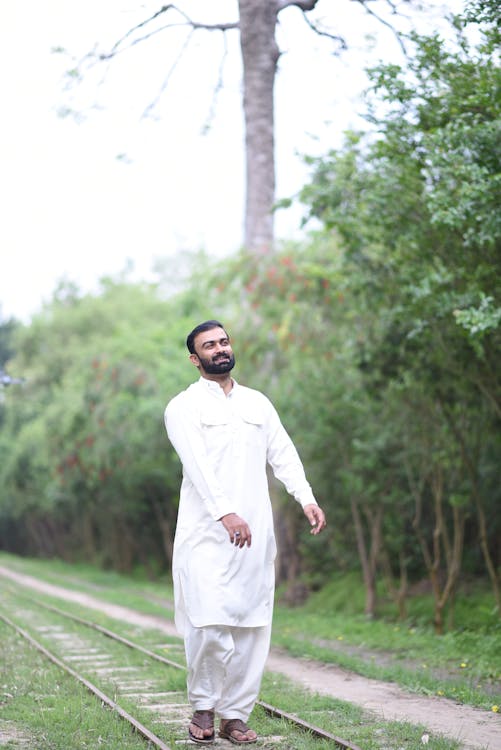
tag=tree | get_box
[66,0,426,253]
[300,0,501,618]
[0,273,208,571]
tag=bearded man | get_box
[164,320,326,745]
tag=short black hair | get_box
[186,320,227,354]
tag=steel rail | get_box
[258,701,363,750]
[30,599,362,748]
[0,611,173,750]
[33,598,186,670]
[3,592,363,750]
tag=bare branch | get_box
[92,3,239,120]
[277,0,346,51]
[101,4,238,61]
[302,14,347,50]
[107,4,179,55]
[351,0,409,56]
[100,21,193,60]
[141,28,195,119]
[201,34,230,135]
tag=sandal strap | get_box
[221,719,250,735]
[191,710,215,730]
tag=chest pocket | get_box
[200,411,230,431]
[240,411,265,449]
[200,410,231,453]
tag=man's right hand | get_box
[220,512,252,548]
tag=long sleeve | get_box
[264,402,317,508]
[164,396,235,521]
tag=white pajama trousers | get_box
[184,621,272,721]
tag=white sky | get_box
[0,0,462,322]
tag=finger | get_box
[311,514,326,534]
[307,508,323,532]
[244,524,252,547]
[306,510,318,527]
[235,528,251,548]
[233,529,247,547]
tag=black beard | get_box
[198,353,235,375]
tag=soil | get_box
[0,565,499,750]
[0,720,32,747]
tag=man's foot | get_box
[188,710,215,744]
[219,719,257,744]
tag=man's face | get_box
[191,327,235,375]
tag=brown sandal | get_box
[219,719,257,745]
[188,710,215,744]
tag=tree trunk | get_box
[81,510,97,561]
[442,404,501,618]
[412,464,465,635]
[239,0,279,253]
[381,546,408,621]
[474,487,501,616]
[350,497,382,618]
[151,497,175,568]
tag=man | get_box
[164,320,326,745]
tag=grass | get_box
[257,673,462,750]
[271,574,501,709]
[0,589,464,750]
[0,552,174,618]
[0,620,163,749]
[1,552,499,713]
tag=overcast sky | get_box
[0,0,462,322]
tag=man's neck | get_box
[201,372,233,395]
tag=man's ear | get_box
[189,353,200,368]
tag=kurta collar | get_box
[198,376,238,398]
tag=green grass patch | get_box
[272,574,501,709]
[0,577,186,669]
[257,672,462,750]
[0,551,174,618]
[0,564,489,750]
[2,553,500,713]
[0,620,164,750]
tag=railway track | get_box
[0,587,362,750]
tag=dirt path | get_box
[1,565,499,750]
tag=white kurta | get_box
[164,377,317,635]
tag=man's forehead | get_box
[195,327,228,345]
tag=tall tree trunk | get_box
[412,464,465,635]
[441,404,501,618]
[151,497,175,568]
[81,510,97,561]
[350,497,382,618]
[239,0,279,253]
[381,546,408,621]
[270,482,301,584]
[474,487,501,616]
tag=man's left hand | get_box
[303,503,326,535]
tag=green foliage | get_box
[297,2,501,616]
[0,2,499,631]
[0,269,207,571]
